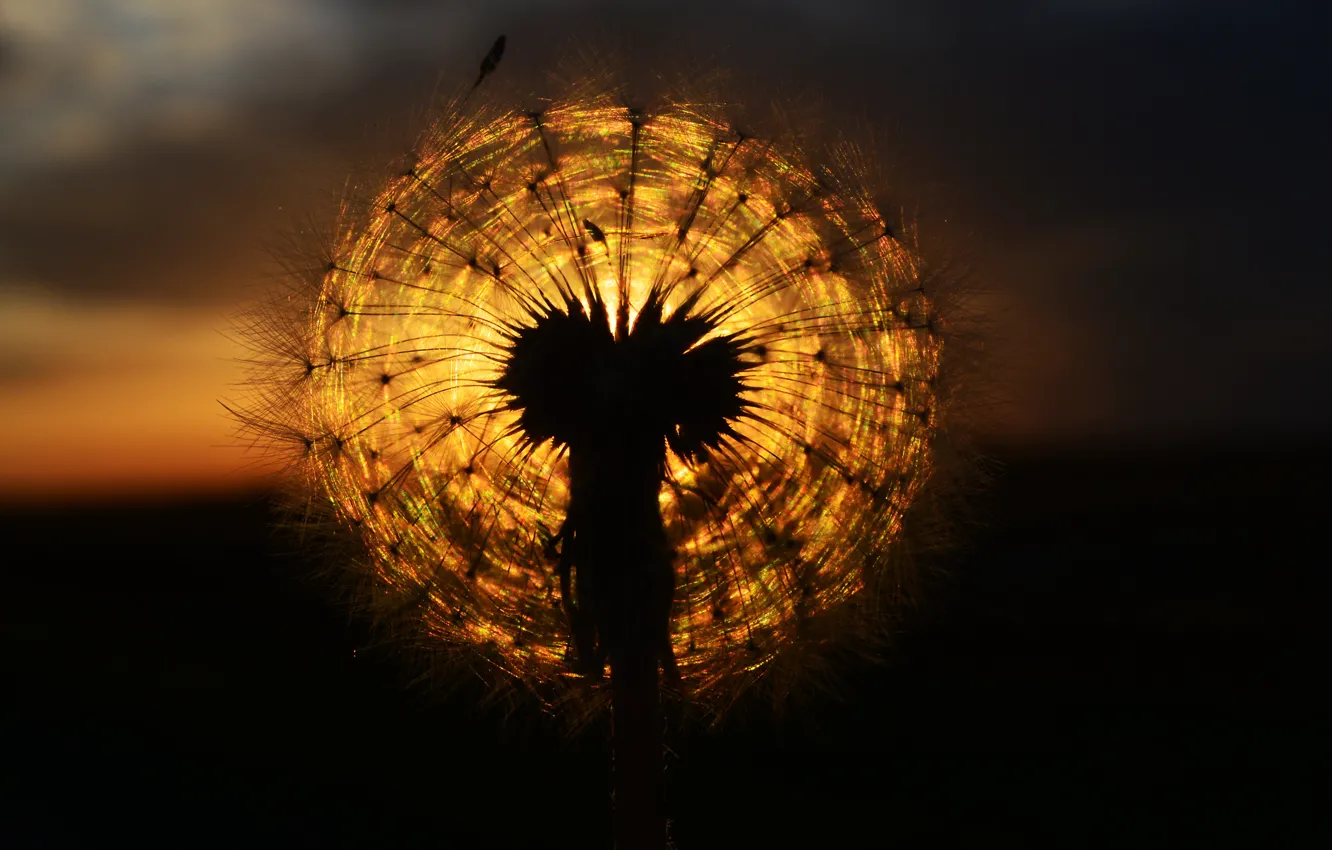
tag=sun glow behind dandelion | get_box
[241,81,942,706]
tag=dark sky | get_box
[1,1,1328,485]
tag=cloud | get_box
[0,0,361,179]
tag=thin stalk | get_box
[610,646,666,850]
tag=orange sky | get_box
[0,288,280,501]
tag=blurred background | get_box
[1,1,1328,846]
[1,0,1327,500]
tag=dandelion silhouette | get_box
[235,67,945,849]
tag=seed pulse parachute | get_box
[235,79,944,713]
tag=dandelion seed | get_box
[472,34,507,91]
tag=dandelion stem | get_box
[610,643,666,850]
[562,434,675,848]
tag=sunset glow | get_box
[0,290,277,501]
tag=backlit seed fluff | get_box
[234,77,946,714]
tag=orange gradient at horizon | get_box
[0,288,279,502]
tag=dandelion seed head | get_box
[244,78,944,711]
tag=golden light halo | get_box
[253,81,943,707]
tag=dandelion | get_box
[234,63,950,849]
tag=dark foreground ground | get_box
[2,444,1328,847]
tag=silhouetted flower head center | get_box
[496,289,752,463]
